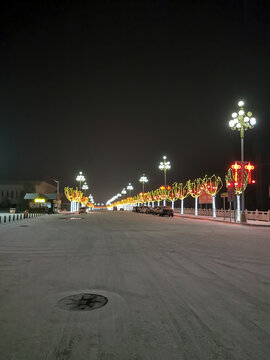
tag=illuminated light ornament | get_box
[166,183,179,210]
[225,168,248,222]
[187,178,204,216]
[172,182,189,214]
[231,162,241,182]
[64,186,90,212]
[203,175,223,218]
[244,162,255,183]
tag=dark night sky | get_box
[1,0,270,204]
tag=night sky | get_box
[1,0,270,205]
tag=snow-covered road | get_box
[0,212,269,359]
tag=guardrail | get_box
[174,208,270,222]
[0,212,44,224]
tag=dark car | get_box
[146,207,154,214]
[159,206,174,217]
[79,207,87,214]
[153,206,162,215]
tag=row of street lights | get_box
[105,100,257,222]
[106,155,171,206]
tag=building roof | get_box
[24,193,57,200]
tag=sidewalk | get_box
[174,213,270,227]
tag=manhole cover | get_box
[59,217,67,220]
[57,293,108,311]
[20,225,29,227]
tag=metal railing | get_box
[0,212,44,224]
[175,208,270,222]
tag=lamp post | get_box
[139,174,148,193]
[159,156,171,187]
[229,100,256,222]
[159,156,171,205]
[76,171,85,191]
[53,179,59,200]
[127,183,133,196]
[53,179,60,213]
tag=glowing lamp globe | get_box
[250,117,256,126]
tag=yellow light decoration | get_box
[187,178,204,198]
[203,175,223,196]
[225,168,248,195]
[166,183,179,202]
[64,186,90,205]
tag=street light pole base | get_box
[241,213,247,223]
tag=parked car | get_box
[153,206,162,215]
[159,206,174,217]
[145,207,154,214]
[79,207,87,214]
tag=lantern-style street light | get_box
[139,174,148,193]
[127,183,133,196]
[229,100,256,222]
[76,171,85,191]
[159,156,171,187]
[82,183,89,194]
[121,188,127,195]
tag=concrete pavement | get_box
[0,211,269,359]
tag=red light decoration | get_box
[244,162,255,183]
[231,162,241,182]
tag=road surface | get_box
[0,211,269,359]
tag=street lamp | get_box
[159,156,171,186]
[139,174,148,193]
[76,171,85,191]
[127,183,133,196]
[229,100,256,222]
[53,179,59,200]
[82,183,89,194]
[121,188,127,195]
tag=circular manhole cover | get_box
[20,225,29,227]
[57,293,108,311]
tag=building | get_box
[24,193,59,212]
[0,181,57,209]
